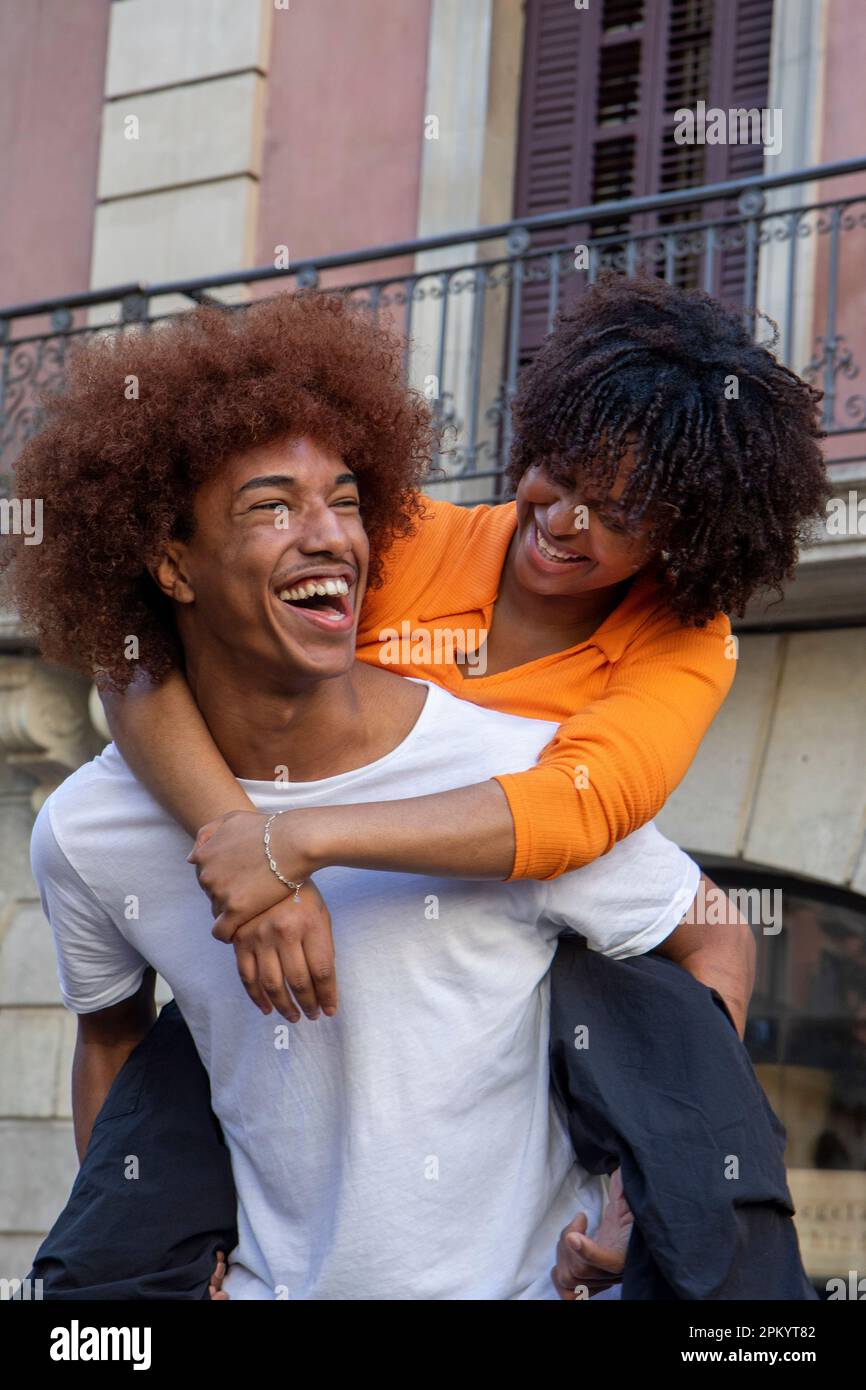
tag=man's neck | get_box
[186,658,422,783]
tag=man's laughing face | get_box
[153,435,368,692]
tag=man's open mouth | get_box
[277,576,353,626]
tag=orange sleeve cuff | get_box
[492,766,609,883]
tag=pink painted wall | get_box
[814,0,866,462]
[0,0,109,310]
[255,0,431,306]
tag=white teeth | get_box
[278,577,351,603]
[535,524,585,562]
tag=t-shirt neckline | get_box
[236,676,438,798]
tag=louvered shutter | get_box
[514,0,774,354]
[512,0,597,357]
[709,0,775,305]
[654,0,715,289]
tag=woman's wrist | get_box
[270,783,516,881]
[272,806,334,879]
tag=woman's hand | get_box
[550,1168,633,1299]
[187,810,302,928]
[187,809,337,1019]
[231,885,338,1021]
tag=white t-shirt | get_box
[32,677,699,1301]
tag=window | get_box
[514,0,774,355]
[706,863,866,1291]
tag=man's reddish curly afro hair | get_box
[2,291,433,690]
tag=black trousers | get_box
[26,939,817,1300]
[26,999,236,1300]
[549,937,817,1300]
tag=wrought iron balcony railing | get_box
[2,155,866,509]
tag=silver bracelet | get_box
[263,811,305,902]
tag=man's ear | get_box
[148,541,195,604]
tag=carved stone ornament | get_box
[0,656,105,811]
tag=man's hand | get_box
[209,1249,229,1301]
[187,810,338,1020]
[550,1168,634,1300]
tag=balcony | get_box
[2,155,866,635]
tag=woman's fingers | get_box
[187,809,292,929]
[212,911,241,945]
[189,820,221,855]
[297,922,339,1016]
[233,941,281,1017]
[209,879,288,942]
[210,884,286,936]
[233,931,333,1021]
[270,942,319,1020]
[226,891,339,1018]
[255,945,308,1021]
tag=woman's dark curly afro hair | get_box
[506,272,829,624]
[3,291,434,690]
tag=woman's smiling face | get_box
[511,455,660,599]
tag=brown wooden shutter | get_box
[512,0,597,357]
[514,0,774,353]
[653,0,774,299]
[709,0,775,305]
[653,0,716,288]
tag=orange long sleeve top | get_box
[355,496,735,882]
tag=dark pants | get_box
[549,936,817,1300]
[26,1000,236,1300]
[27,940,816,1300]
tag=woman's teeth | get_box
[535,524,586,563]
[279,577,350,602]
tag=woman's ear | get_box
[148,542,195,604]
